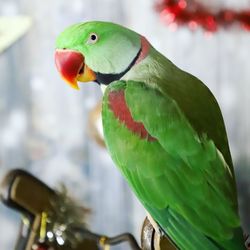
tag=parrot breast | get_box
[108,90,156,142]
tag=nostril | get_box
[79,66,84,74]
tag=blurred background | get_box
[0,0,249,249]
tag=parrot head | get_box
[55,21,147,89]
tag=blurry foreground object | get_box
[0,169,96,250]
[0,169,141,250]
[156,0,250,32]
[0,16,31,53]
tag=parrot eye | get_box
[87,33,98,44]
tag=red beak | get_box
[55,49,96,89]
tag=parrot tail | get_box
[147,207,246,250]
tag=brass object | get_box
[0,169,98,250]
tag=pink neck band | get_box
[135,36,151,65]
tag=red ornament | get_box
[156,0,250,32]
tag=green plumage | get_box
[55,21,245,250]
[102,80,244,250]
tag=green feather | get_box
[102,81,245,250]
[123,47,234,179]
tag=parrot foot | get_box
[146,212,161,235]
[141,217,177,250]
[244,234,250,250]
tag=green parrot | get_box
[54,21,246,250]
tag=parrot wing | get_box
[103,80,244,250]
[157,68,235,179]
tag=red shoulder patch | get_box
[108,90,156,142]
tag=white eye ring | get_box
[87,33,98,44]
